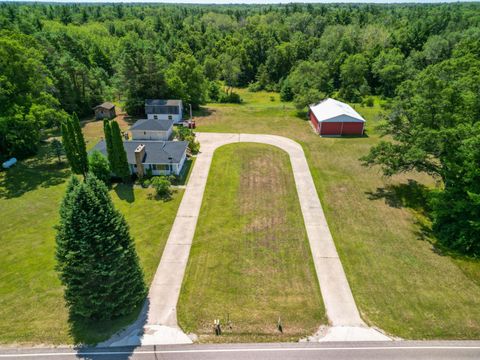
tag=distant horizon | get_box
[2,0,479,4]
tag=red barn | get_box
[309,98,365,136]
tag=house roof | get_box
[91,140,188,164]
[129,119,174,132]
[145,99,182,106]
[93,102,115,110]
[309,98,365,123]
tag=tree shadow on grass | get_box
[114,183,135,203]
[0,146,70,199]
[193,107,214,118]
[72,300,149,359]
[365,179,430,214]
[366,179,439,249]
[147,191,175,202]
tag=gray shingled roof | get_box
[145,99,182,106]
[93,102,115,110]
[129,119,174,131]
[91,140,188,164]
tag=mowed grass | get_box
[194,88,480,339]
[178,144,325,343]
[0,119,184,345]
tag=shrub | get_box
[208,81,221,102]
[88,151,111,185]
[151,176,172,199]
[218,91,242,104]
[248,81,262,92]
[176,126,195,141]
[186,135,200,154]
[364,96,374,107]
[167,174,178,185]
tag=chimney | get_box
[134,144,146,178]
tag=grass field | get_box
[193,89,480,339]
[0,118,184,345]
[177,144,325,343]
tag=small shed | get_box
[309,98,365,136]
[93,102,116,120]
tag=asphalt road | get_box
[1,341,480,360]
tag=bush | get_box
[176,126,195,141]
[138,177,151,188]
[364,96,374,107]
[88,151,110,185]
[167,174,178,185]
[280,79,294,102]
[151,176,172,199]
[184,134,200,154]
[248,81,262,92]
[208,81,221,102]
[218,91,242,104]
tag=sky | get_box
[3,0,478,3]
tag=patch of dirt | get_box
[239,152,288,252]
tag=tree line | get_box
[1,2,479,256]
[2,2,480,159]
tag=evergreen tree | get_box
[103,119,115,172]
[71,113,88,176]
[61,114,88,177]
[61,121,80,174]
[110,121,130,182]
[50,138,64,163]
[55,175,146,320]
[88,150,111,185]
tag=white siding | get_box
[147,111,182,123]
[176,151,187,175]
[131,129,170,141]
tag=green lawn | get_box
[0,140,184,345]
[193,88,480,339]
[178,144,325,343]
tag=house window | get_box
[168,115,173,120]
[153,115,158,120]
[152,164,169,171]
[144,131,146,135]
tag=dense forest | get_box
[0,2,479,255]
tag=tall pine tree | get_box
[61,113,88,177]
[55,175,146,320]
[61,121,80,174]
[110,120,131,182]
[72,113,88,175]
[103,119,115,172]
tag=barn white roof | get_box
[309,98,365,123]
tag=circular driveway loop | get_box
[104,133,391,346]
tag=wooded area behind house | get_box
[0,2,479,255]
[1,2,478,158]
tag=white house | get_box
[91,140,188,176]
[130,119,174,141]
[91,113,189,177]
[145,99,183,123]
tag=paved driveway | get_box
[103,133,390,346]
